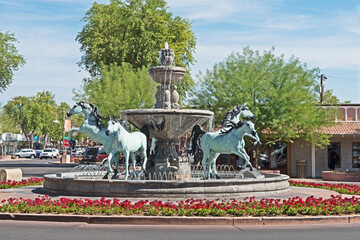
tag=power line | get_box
[327,75,359,81]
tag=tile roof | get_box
[322,122,360,136]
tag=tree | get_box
[32,91,60,147]
[3,91,62,148]
[190,47,338,164]
[74,62,157,117]
[3,96,37,148]
[0,104,19,134]
[0,31,26,92]
[76,0,196,96]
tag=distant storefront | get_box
[284,104,360,178]
[0,133,26,156]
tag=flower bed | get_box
[0,178,44,189]
[322,171,359,182]
[1,195,360,217]
[289,180,360,195]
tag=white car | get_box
[39,148,59,159]
[14,149,37,159]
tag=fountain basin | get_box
[148,66,186,84]
[43,173,290,198]
[120,109,213,140]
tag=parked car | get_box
[14,149,37,159]
[71,148,85,157]
[39,148,59,159]
[80,146,108,165]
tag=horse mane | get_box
[220,104,245,127]
[219,121,245,135]
[77,101,104,128]
[113,118,130,132]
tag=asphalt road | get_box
[0,158,75,178]
[0,221,360,240]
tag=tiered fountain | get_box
[120,43,213,180]
[43,44,290,198]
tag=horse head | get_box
[106,119,119,136]
[67,101,90,117]
[238,104,255,121]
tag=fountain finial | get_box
[160,43,174,66]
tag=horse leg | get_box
[201,151,210,180]
[140,147,148,177]
[209,152,221,179]
[130,152,136,179]
[111,153,120,179]
[68,128,80,141]
[103,151,115,179]
[124,152,130,180]
[235,148,253,171]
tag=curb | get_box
[1,213,360,225]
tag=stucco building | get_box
[289,104,360,178]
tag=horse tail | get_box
[189,124,206,158]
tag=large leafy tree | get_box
[3,91,64,148]
[3,96,37,148]
[33,91,62,146]
[190,47,337,159]
[0,103,19,134]
[76,0,196,96]
[74,62,157,117]
[0,31,26,92]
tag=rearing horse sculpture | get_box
[67,102,121,178]
[190,103,256,172]
[192,121,261,179]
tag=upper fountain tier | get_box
[148,66,186,85]
[122,43,214,142]
[148,44,185,85]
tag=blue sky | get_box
[1,0,360,106]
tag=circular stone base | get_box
[44,173,290,198]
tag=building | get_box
[290,104,360,178]
[0,133,26,156]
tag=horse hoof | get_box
[111,174,117,179]
[102,174,108,179]
[215,174,221,179]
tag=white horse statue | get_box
[193,121,261,180]
[105,118,148,180]
[67,102,122,178]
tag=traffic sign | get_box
[64,139,69,147]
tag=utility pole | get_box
[318,74,327,104]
